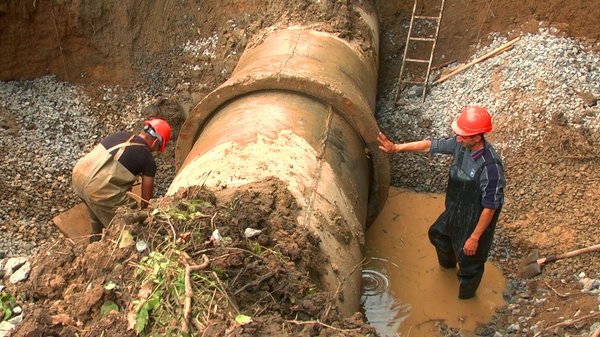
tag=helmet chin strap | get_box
[149,138,158,151]
[143,125,163,150]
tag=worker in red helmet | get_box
[378,106,505,299]
[72,117,172,242]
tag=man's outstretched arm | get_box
[378,132,431,153]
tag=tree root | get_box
[533,312,600,337]
[182,254,210,334]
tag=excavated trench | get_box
[3,0,600,336]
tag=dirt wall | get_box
[0,0,376,85]
[3,0,598,87]
[375,0,600,97]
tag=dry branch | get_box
[432,59,457,71]
[434,36,521,85]
[533,312,600,337]
[285,319,361,333]
[416,318,446,327]
[321,259,365,321]
[182,254,210,334]
[592,324,600,337]
[545,281,595,298]
[545,281,568,298]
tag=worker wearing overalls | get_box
[377,106,505,299]
[72,118,171,242]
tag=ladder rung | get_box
[414,15,440,20]
[400,80,426,84]
[404,58,431,63]
[393,0,446,105]
[409,37,436,42]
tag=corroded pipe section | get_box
[169,6,389,316]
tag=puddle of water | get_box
[362,187,506,337]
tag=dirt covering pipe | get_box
[168,5,389,316]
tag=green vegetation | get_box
[131,199,236,337]
[0,291,15,321]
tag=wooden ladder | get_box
[394,0,446,104]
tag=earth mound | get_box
[8,179,374,337]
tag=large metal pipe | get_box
[168,5,389,316]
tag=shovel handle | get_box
[556,243,600,260]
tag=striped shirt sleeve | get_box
[479,155,505,209]
[430,136,458,155]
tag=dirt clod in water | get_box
[8,178,375,337]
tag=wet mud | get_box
[363,187,506,337]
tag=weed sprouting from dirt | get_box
[0,291,16,321]
[8,179,376,337]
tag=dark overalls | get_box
[428,147,502,299]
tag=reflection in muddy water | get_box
[362,269,389,296]
[362,188,506,337]
[361,262,410,337]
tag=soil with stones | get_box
[8,179,374,336]
[1,0,600,336]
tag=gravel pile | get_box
[377,27,600,337]
[0,78,97,256]
[379,27,600,247]
[0,77,171,257]
[378,27,599,192]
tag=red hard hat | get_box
[144,118,171,152]
[451,106,493,136]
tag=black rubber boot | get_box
[457,256,485,299]
[428,213,457,268]
[458,287,476,299]
[435,246,457,268]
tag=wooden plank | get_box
[433,37,521,85]
[52,202,93,238]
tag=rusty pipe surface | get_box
[169,6,389,316]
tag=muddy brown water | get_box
[362,187,506,337]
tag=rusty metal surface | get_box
[169,91,370,315]
[176,28,389,224]
[173,90,370,222]
[171,7,388,315]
